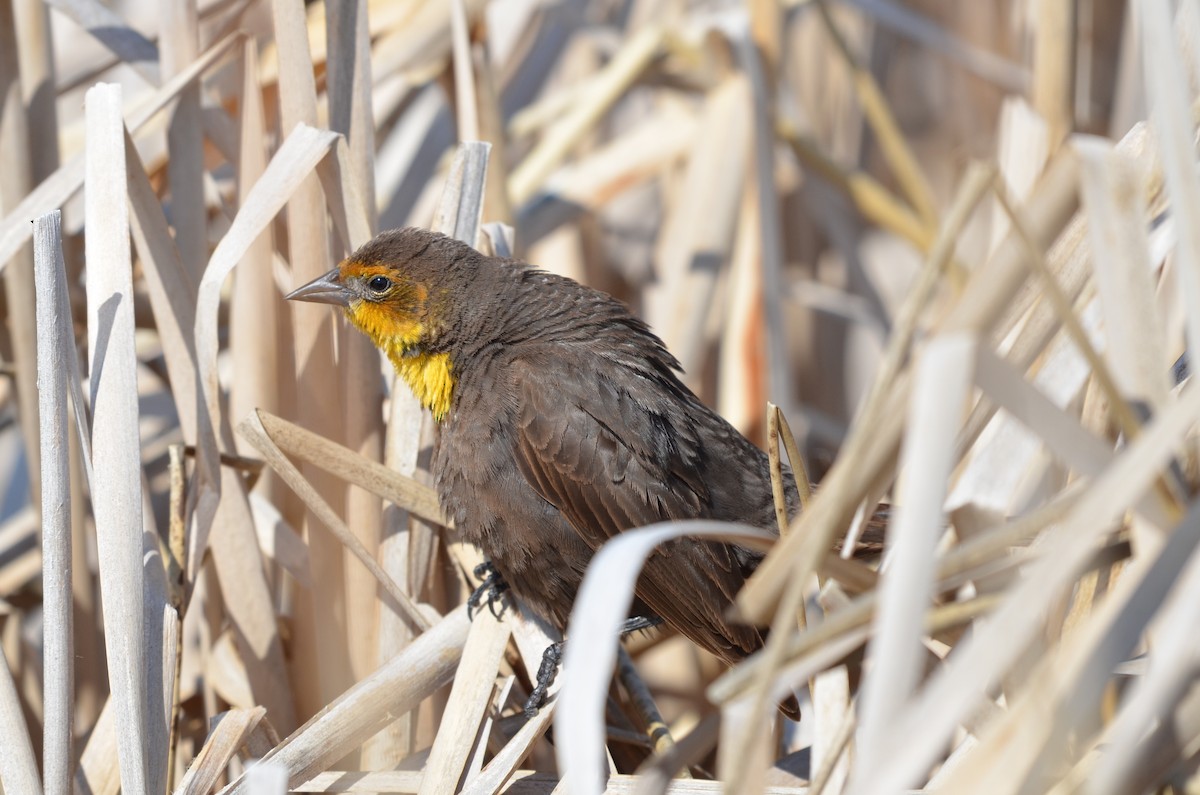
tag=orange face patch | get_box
[335,261,454,420]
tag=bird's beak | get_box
[286,267,353,306]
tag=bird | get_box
[287,227,802,719]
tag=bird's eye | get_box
[367,275,390,293]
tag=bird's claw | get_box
[619,615,663,636]
[523,640,564,718]
[520,620,658,718]
[467,561,510,620]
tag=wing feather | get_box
[510,356,763,659]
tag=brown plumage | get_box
[288,227,801,718]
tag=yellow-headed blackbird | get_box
[289,228,801,718]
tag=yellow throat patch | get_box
[344,299,455,421]
[391,349,454,421]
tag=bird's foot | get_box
[521,617,662,718]
[523,640,564,718]
[467,561,510,620]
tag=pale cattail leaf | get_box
[857,380,1200,793]
[238,411,433,634]
[1139,0,1200,363]
[208,467,298,734]
[253,410,445,525]
[0,638,40,795]
[44,0,160,84]
[219,607,472,794]
[0,30,245,268]
[175,707,268,795]
[646,75,751,384]
[555,521,775,795]
[739,150,1083,624]
[192,122,339,570]
[248,491,312,588]
[84,82,154,795]
[434,140,491,247]
[1075,134,1171,410]
[855,333,977,775]
[34,209,73,795]
[417,613,510,795]
[123,129,199,439]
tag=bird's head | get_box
[286,258,432,352]
[287,228,466,420]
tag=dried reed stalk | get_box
[84,82,153,795]
[34,210,72,795]
[5,3,1200,794]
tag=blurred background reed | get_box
[0,0,1197,793]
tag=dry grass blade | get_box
[1075,134,1169,411]
[316,135,375,252]
[220,607,472,794]
[991,177,1148,450]
[254,410,445,525]
[509,27,664,206]
[435,141,492,246]
[972,346,1115,475]
[459,700,557,795]
[556,520,776,795]
[160,0,205,283]
[237,411,433,633]
[0,638,40,793]
[34,209,73,795]
[646,77,750,378]
[325,0,377,231]
[248,492,312,588]
[738,148,1082,626]
[0,30,243,268]
[228,37,287,518]
[44,0,161,84]
[935,504,1200,792]
[6,4,1193,793]
[723,13,792,409]
[777,118,935,252]
[271,5,346,725]
[858,380,1200,792]
[209,467,298,735]
[417,613,510,794]
[853,161,994,434]
[773,404,812,510]
[0,0,40,517]
[1030,0,1073,144]
[84,82,152,795]
[839,0,1029,92]
[75,696,117,795]
[174,707,267,795]
[192,121,338,566]
[856,333,976,772]
[450,0,479,142]
[1085,523,1200,792]
[1140,0,1200,363]
[710,465,1085,707]
[814,0,938,226]
[124,129,199,437]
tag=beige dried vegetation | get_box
[0,0,1195,793]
